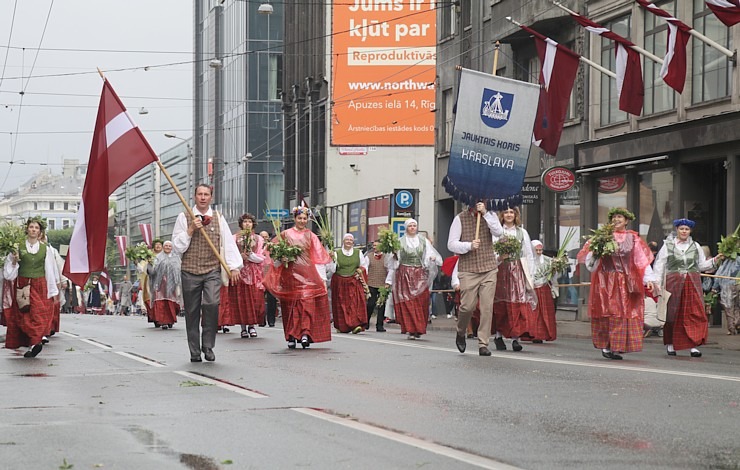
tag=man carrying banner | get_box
[172,184,242,362]
[448,202,503,356]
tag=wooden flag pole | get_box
[95,68,231,274]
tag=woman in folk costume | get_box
[712,255,740,335]
[529,240,558,342]
[329,233,369,334]
[227,213,266,339]
[150,241,182,330]
[385,219,442,340]
[654,219,722,357]
[3,217,59,358]
[263,205,333,349]
[138,239,163,326]
[577,208,656,360]
[492,206,537,352]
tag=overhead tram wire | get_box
[0,0,19,89]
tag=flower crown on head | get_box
[673,218,695,229]
[291,206,312,217]
[607,207,635,221]
[25,215,47,232]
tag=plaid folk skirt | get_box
[331,274,367,332]
[280,294,332,343]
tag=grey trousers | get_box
[181,269,222,358]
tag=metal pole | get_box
[124,182,132,281]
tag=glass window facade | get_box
[644,1,676,115]
[692,0,731,104]
[600,15,631,125]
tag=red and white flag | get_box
[138,223,153,248]
[115,235,127,266]
[519,24,580,156]
[62,80,159,287]
[570,13,644,116]
[637,0,692,93]
[706,0,740,27]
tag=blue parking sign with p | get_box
[395,190,413,209]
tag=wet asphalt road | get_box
[1,314,740,470]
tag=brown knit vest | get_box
[366,252,388,288]
[457,211,496,273]
[181,212,222,275]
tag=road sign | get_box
[393,188,417,218]
[264,209,290,219]
[395,190,413,209]
[391,217,407,237]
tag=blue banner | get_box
[443,69,540,210]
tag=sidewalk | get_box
[421,311,740,352]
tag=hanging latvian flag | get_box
[115,235,127,266]
[706,0,740,27]
[138,223,153,248]
[637,0,691,93]
[442,69,540,209]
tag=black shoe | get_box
[602,351,623,360]
[532,340,543,344]
[190,356,202,363]
[455,333,466,353]
[667,350,677,356]
[202,348,215,361]
[301,335,310,348]
[287,339,296,349]
[248,326,258,337]
[268,324,275,327]
[49,330,56,336]
[24,343,43,358]
[479,347,492,356]
[222,327,230,333]
[512,340,523,352]
[41,336,49,344]
[690,350,702,358]
[376,327,386,332]
[493,337,507,351]
[466,333,475,339]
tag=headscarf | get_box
[531,240,543,249]
[342,233,354,241]
[404,218,418,228]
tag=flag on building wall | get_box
[138,223,153,248]
[519,25,580,156]
[115,235,127,266]
[637,0,692,93]
[570,13,644,116]
[62,80,159,287]
[706,0,740,27]
[99,269,115,300]
[442,69,540,209]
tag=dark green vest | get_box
[335,248,360,277]
[665,239,699,274]
[19,242,47,279]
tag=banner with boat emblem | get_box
[442,69,540,209]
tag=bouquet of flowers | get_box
[493,235,522,258]
[584,223,618,259]
[376,285,391,308]
[0,222,25,258]
[376,228,401,254]
[125,243,155,263]
[549,227,577,280]
[717,222,740,262]
[266,232,302,268]
[238,229,254,255]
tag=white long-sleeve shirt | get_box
[171,207,243,271]
[447,211,503,254]
[3,240,60,298]
[653,238,716,284]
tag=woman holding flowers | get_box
[529,240,558,342]
[150,241,182,329]
[263,206,333,349]
[225,213,266,338]
[385,219,442,340]
[330,233,369,334]
[492,206,536,352]
[654,219,721,357]
[3,217,59,357]
[577,208,656,360]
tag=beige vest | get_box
[366,252,388,288]
[456,211,496,273]
[181,212,222,275]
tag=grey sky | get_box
[0,0,193,192]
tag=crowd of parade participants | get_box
[2,195,738,362]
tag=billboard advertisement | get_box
[331,1,436,146]
[348,200,368,246]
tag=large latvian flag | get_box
[706,0,740,27]
[519,24,580,156]
[442,69,540,209]
[63,80,159,287]
[637,0,691,93]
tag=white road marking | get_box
[292,407,523,470]
[115,351,166,368]
[78,338,113,350]
[174,370,268,399]
[333,334,740,383]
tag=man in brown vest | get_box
[447,201,503,356]
[365,240,389,332]
[172,184,242,362]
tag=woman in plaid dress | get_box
[654,219,721,357]
[385,219,442,340]
[529,240,558,342]
[577,208,656,360]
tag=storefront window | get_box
[638,169,673,245]
[596,175,628,225]
[557,185,580,307]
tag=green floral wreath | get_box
[25,216,47,233]
[607,207,635,221]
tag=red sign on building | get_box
[542,166,576,192]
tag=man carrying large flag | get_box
[569,12,644,116]
[637,0,692,94]
[63,80,159,287]
[518,24,580,156]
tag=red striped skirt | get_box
[392,265,429,335]
[218,286,235,327]
[663,276,707,350]
[525,285,557,341]
[4,277,54,349]
[591,316,643,353]
[280,294,332,343]
[225,281,265,326]
[153,300,179,325]
[331,274,367,332]
[49,300,61,334]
